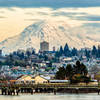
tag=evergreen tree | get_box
[19,52,24,59]
[71,48,77,56]
[55,51,60,58]
[55,60,89,83]
[64,43,70,57]
[59,46,63,56]
[32,49,35,55]
[74,60,81,74]
[97,47,100,58]
[55,67,66,80]
[85,49,90,58]
[73,61,88,76]
[81,63,88,76]
[66,64,73,79]
[92,45,97,57]
[26,50,31,57]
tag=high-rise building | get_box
[40,41,49,52]
[0,50,2,56]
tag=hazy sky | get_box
[0,0,100,41]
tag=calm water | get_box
[0,93,100,100]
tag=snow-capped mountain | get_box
[0,20,100,54]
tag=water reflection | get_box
[0,93,100,100]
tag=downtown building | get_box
[40,41,49,52]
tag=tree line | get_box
[55,43,100,58]
[55,61,91,83]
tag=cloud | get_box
[24,19,40,21]
[37,12,49,15]
[52,11,88,18]
[0,11,5,13]
[25,12,33,15]
[6,7,16,11]
[83,23,100,27]
[73,15,100,21]
[0,16,6,18]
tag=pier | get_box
[0,83,100,95]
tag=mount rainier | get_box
[0,20,99,54]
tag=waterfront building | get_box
[15,74,70,84]
[16,75,35,84]
[34,75,50,84]
[16,75,50,84]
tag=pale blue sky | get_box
[0,0,100,8]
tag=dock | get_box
[0,83,100,95]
